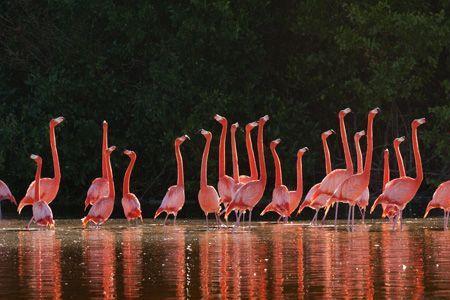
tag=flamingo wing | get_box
[85,177,109,207]
[0,179,16,204]
[380,177,418,207]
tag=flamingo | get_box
[370,118,426,230]
[424,180,450,229]
[154,135,189,224]
[381,149,398,220]
[354,130,370,222]
[214,115,235,207]
[324,107,380,227]
[27,154,55,229]
[198,129,222,227]
[225,115,269,224]
[260,139,290,220]
[121,150,142,222]
[18,117,64,214]
[297,129,335,223]
[288,147,308,216]
[84,121,109,210]
[82,146,116,228]
[309,108,353,225]
[0,179,16,205]
[240,121,259,184]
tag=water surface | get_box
[0,219,449,299]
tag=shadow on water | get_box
[1,219,450,298]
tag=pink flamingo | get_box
[82,146,116,228]
[240,121,259,184]
[370,118,426,230]
[18,117,64,214]
[0,179,16,206]
[198,129,222,226]
[381,149,398,220]
[424,180,450,229]
[230,123,244,193]
[214,115,235,207]
[260,139,290,220]
[225,115,269,224]
[297,129,335,223]
[309,108,353,225]
[288,147,308,216]
[27,154,55,229]
[121,150,142,222]
[323,107,380,227]
[154,135,189,224]
[354,130,370,222]
[84,121,109,210]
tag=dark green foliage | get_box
[0,0,449,218]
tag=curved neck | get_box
[271,146,283,187]
[257,122,267,185]
[295,154,304,198]
[107,152,115,198]
[322,136,332,174]
[412,125,423,183]
[363,116,375,178]
[339,115,353,172]
[101,125,108,178]
[218,121,227,178]
[34,160,42,203]
[50,124,61,182]
[123,155,136,195]
[201,137,211,188]
[246,128,258,180]
[175,143,184,186]
[231,129,239,182]
[394,141,406,177]
[355,136,363,173]
[383,150,390,192]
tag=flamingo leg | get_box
[334,202,339,226]
[215,212,222,226]
[248,210,252,226]
[347,204,351,226]
[399,210,403,231]
[311,211,318,226]
[351,205,355,228]
[444,211,448,230]
[26,217,34,230]
[173,214,177,225]
[163,214,169,226]
[361,208,366,223]
[205,213,209,228]
[277,216,282,223]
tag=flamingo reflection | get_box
[17,231,62,299]
[122,227,143,299]
[82,230,116,299]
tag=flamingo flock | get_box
[0,108,448,231]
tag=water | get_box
[0,219,449,299]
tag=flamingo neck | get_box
[50,124,61,183]
[107,152,115,198]
[101,124,108,179]
[231,129,240,182]
[383,150,390,192]
[355,136,363,173]
[123,154,136,195]
[201,137,211,188]
[271,146,283,187]
[218,121,227,178]
[394,141,406,177]
[339,114,353,173]
[175,143,184,186]
[257,122,267,186]
[246,127,258,180]
[412,125,423,183]
[363,115,376,179]
[34,160,42,203]
[295,154,304,199]
[322,135,332,174]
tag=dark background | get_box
[0,1,449,220]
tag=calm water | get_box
[0,218,449,299]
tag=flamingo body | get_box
[0,179,16,205]
[155,185,185,218]
[82,196,115,227]
[198,185,221,214]
[84,178,109,210]
[261,186,290,217]
[32,200,55,227]
[122,193,142,221]
[424,181,450,217]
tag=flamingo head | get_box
[259,115,269,125]
[231,122,239,133]
[412,118,426,127]
[322,129,335,139]
[245,121,258,132]
[176,135,190,145]
[297,147,309,156]
[394,136,406,145]
[103,120,108,129]
[339,108,351,117]
[107,146,116,154]
[51,116,65,126]
[30,154,42,164]
[355,130,365,141]
[384,148,389,156]
[214,114,227,125]
[369,107,381,117]
[200,129,212,138]
[270,138,281,150]
[123,149,136,158]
